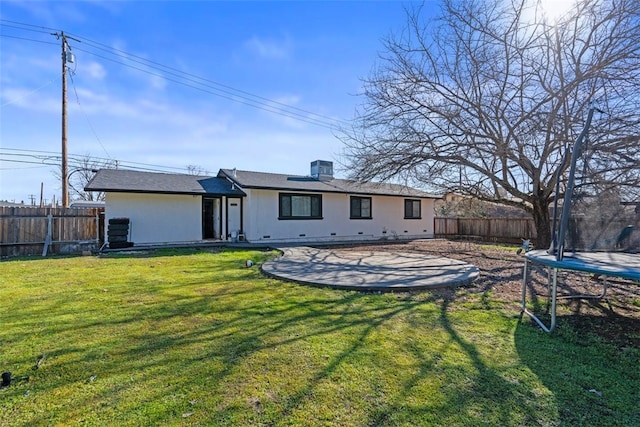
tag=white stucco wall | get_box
[243,189,435,243]
[105,193,202,244]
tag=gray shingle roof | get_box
[85,169,245,196]
[218,169,439,198]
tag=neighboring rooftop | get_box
[0,200,27,207]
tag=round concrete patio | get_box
[261,246,479,291]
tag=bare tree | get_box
[186,165,210,176]
[341,0,640,248]
[55,154,113,202]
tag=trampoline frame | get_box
[521,250,640,332]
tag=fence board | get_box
[0,207,104,258]
[434,217,537,243]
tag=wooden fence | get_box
[0,206,104,258]
[434,217,537,244]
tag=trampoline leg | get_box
[549,268,558,332]
[521,259,557,333]
[521,258,529,311]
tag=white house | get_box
[86,161,440,246]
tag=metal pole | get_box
[549,268,558,332]
[555,105,597,261]
[521,257,529,311]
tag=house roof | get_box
[0,200,28,207]
[218,169,440,199]
[85,169,246,196]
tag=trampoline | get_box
[521,250,640,332]
[520,104,640,332]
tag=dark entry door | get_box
[202,198,215,239]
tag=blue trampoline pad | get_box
[525,250,640,281]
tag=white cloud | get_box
[0,52,60,87]
[6,0,122,26]
[4,0,57,26]
[148,74,167,90]
[83,61,106,80]
[1,82,229,136]
[272,94,301,106]
[1,86,59,112]
[244,36,293,60]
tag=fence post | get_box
[95,211,100,245]
[42,213,53,257]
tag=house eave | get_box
[85,188,246,197]
[236,184,437,199]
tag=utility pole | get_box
[52,31,78,208]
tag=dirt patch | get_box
[327,239,640,347]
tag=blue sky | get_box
[0,0,434,204]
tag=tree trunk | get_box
[532,199,551,250]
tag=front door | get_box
[202,198,215,239]
[203,197,222,240]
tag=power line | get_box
[1,20,350,130]
[0,19,59,33]
[0,34,57,45]
[71,45,344,130]
[0,147,204,174]
[0,159,56,167]
[2,31,343,130]
[68,72,113,160]
[66,31,351,127]
[0,157,53,166]
[0,79,55,107]
[0,22,54,35]
[0,164,51,171]
[1,147,63,156]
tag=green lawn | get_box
[1,248,638,426]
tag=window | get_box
[350,196,372,219]
[279,193,322,219]
[404,199,421,219]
